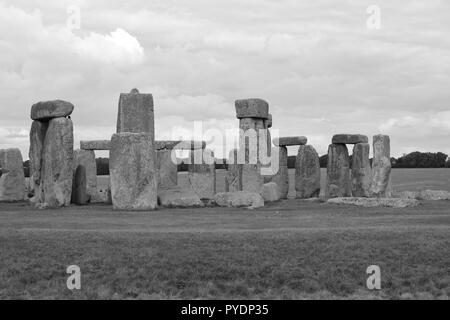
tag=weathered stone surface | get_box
[235,98,269,119]
[158,186,204,208]
[116,89,154,133]
[266,146,288,199]
[42,117,74,207]
[73,149,97,201]
[417,190,450,201]
[71,165,88,205]
[395,191,419,200]
[91,186,112,204]
[370,135,392,198]
[295,145,320,199]
[156,150,178,188]
[156,140,181,150]
[0,148,26,201]
[80,140,111,150]
[351,143,371,197]
[225,149,242,192]
[110,132,157,210]
[332,134,368,145]
[327,197,419,208]
[31,100,74,121]
[325,144,351,198]
[242,164,263,194]
[262,182,281,202]
[188,149,216,199]
[172,140,206,150]
[29,120,48,202]
[214,191,264,209]
[264,114,272,128]
[273,136,307,147]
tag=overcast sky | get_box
[1,0,449,159]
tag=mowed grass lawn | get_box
[0,199,449,300]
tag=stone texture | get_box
[242,164,263,194]
[80,140,111,150]
[116,89,154,133]
[325,144,351,198]
[327,197,419,208]
[110,132,157,210]
[295,145,321,199]
[91,186,112,204]
[73,149,97,201]
[155,140,181,150]
[273,136,307,147]
[31,100,74,121]
[370,135,392,198]
[156,150,178,188]
[225,149,242,192]
[171,140,206,150]
[158,186,204,208]
[262,182,281,202]
[267,146,288,199]
[264,114,272,128]
[214,191,264,209]
[188,149,216,199]
[71,165,88,205]
[332,134,368,145]
[235,98,269,119]
[351,143,371,197]
[417,190,450,201]
[42,117,74,207]
[29,120,48,203]
[0,148,26,201]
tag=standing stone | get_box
[29,120,48,203]
[156,149,178,188]
[241,163,263,194]
[225,149,242,192]
[110,133,157,210]
[73,149,97,201]
[351,143,372,197]
[188,149,216,200]
[0,148,26,201]
[30,100,74,121]
[370,135,392,198]
[326,144,351,198]
[269,146,289,199]
[71,165,88,205]
[295,145,321,199]
[42,117,74,207]
[116,89,154,133]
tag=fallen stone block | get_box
[235,98,269,119]
[332,134,368,144]
[214,191,264,209]
[273,136,307,147]
[262,182,281,202]
[158,186,204,208]
[31,100,74,121]
[417,190,450,201]
[327,197,419,208]
[80,140,111,150]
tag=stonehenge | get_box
[15,89,396,211]
[29,101,74,207]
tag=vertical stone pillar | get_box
[351,143,371,197]
[225,149,242,192]
[29,120,48,203]
[116,88,154,133]
[110,133,157,210]
[156,149,178,188]
[0,148,26,202]
[326,143,351,198]
[235,98,269,194]
[73,149,97,202]
[370,134,392,198]
[295,145,321,198]
[188,148,216,200]
[270,146,289,199]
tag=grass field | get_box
[1,198,449,300]
[2,169,449,300]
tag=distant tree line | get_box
[20,151,450,177]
